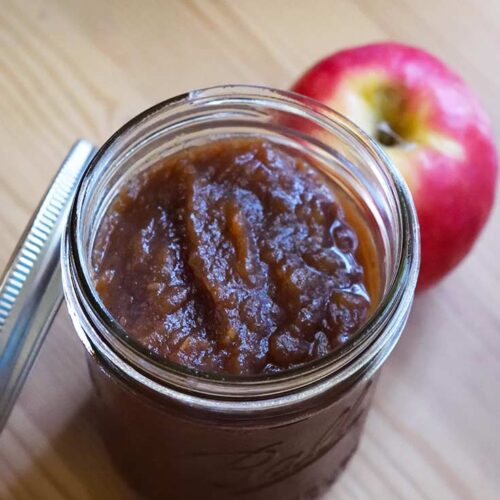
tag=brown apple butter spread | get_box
[93,138,372,375]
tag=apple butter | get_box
[93,138,372,375]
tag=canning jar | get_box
[61,85,419,500]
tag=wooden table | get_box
[0,1,499,498]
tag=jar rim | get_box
[62,84,420,405]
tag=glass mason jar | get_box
[61,85,419,500]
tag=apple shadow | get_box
[381,290,439,373]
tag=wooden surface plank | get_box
[0,1,499,498]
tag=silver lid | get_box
[0,140,96,430]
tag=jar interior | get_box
[73,87,404,382]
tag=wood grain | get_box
[0,0,499,498]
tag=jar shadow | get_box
[0,308,137,500]
[2,393,138,500]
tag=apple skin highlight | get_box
[292,42,497,289]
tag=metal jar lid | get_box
[0,140,96,430]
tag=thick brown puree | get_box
[93,139,376,375]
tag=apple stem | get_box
[375,121,413,149]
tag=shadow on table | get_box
[5,396,138,500]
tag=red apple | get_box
[292,42,497,289]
